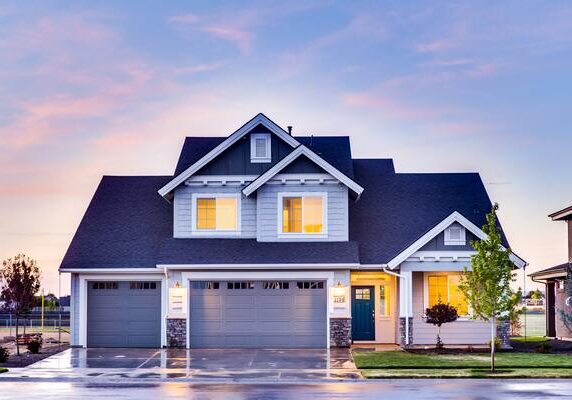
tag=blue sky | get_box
[1,1,572,294]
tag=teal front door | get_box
[351,286,375,340]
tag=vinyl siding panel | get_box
[70,273,80,346]
[174,186,256,238]
[411,271,490,345]
[257,181,349,242]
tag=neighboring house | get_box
[529,206,572,339]
[59,113,526,349]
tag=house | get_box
[59,113,526,349]
[529,206,572,339]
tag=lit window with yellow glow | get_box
[281,194,324,234]
[427,274,469,315]
[195,196,238,231]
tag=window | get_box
[250,133,271,162]
[263,281,289,289]
[191,281,219,290]
[354,288,371,300]
[280,193,326,235]
[297,281,324,290]
[444,225,466,246]
[92,282,118,290]
[193,194,239,232]
[227,281,255,290]
[427,274,469,315]
[379,284,391,316]
[129,281,157,290]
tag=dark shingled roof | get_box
[174,135,355,178]
[349,159,508,264]
[60,176,359,269]
[60,137,515,270]
[529,262,569,278]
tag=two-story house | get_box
[60,113,526,349]
[530,206,572,339]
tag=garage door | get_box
[189,280,327,348]
[87,281,161,347]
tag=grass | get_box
[0,369,6,374]
[353,350,572,378]
[510,336,548,343]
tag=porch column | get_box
[398,270,413,346]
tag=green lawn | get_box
[510,336,548,343]
[353,350,572,378]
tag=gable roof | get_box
[159,113,299,199]
[549,205,572,221]
[174,137,226,176]
[349,160,520,265]
[60,176,360,270]
[242,145,364,197]
[529,262,569,279]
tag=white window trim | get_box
[444,225,466,246]
[277,192,328,239]
[191,193,241,236]
[423,272,470,319]
[250,133,271,163]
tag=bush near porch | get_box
[353,347,572,378]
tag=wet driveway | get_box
[0,347,361,382]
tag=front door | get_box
[351,286,375,340]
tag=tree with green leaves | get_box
[458,203,516,372]
[0,255,41,356]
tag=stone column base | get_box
[496,319,512,349]
[330,317,352,347]
[167,318,187,348]
[399,317,413,347]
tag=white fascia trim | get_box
[60,268,163,273]
[157,263,359,270]
[386,211,527,269]
[158,113,299,199]
[242,145,364,197]
[406,250,475,262]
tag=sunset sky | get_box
[1,1,572,295]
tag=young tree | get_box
[458,204,516,371]
[425,302,458,349]
[0,255,41,355]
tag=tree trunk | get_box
[490,316,496,372]
[15,315,19,356]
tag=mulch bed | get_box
[0,344,69,368]
[510,338,572,354]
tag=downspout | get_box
[382,266,410,345]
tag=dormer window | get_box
[444,225,466,246]
[250,133,271,163]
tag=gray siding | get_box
[257,182,349,242]
[70,273,80,346]
[412,271,490,345]
[174,185,256,238]
[418,222,478,251]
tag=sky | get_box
[1,0,572,296]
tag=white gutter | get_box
[382,267,410,346]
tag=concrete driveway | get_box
[0,348,361,382]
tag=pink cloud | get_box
[169,13,200,24]
[415,39,456,54]
[201,25,253,54]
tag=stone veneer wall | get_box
[330,317,352,347]
[399,317,413,347]
[167,318,187,348]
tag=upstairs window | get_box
[250,133,271,163]
[279,193,327,236]
[192,194,239,232]
[444,225,466,246]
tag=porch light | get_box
[168,282,187,317]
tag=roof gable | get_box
[242,145,365,197]
[159,113,299,200]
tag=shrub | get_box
[488,337,501,350]
[0,346,9,363]
[27,339,42,354]
[425,302,459,349]
[536,342,552,354]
